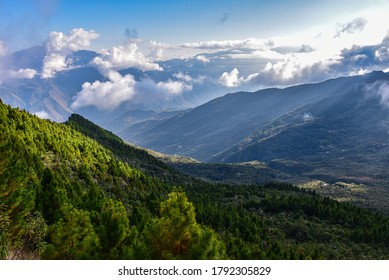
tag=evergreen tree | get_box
[145,191,226,259]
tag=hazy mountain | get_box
[212,76,389,185]
[0,47,215,124]
[132,72,389,161]
[8,46,46,70]
[111,109,189,140]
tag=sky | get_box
[1,0,388,52]
[1,0,389,114]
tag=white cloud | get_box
[133,78,193,105]
[303,112,314,122]
[71,70,136,110]
[41,53,68,78]
[218,68,255,88]
[181,38,274,50]
[349,68,369,76]
[34,110,51,119]
[149,41,169,60]
[156,80,193,94]
[253,54,338,86]
[173,72,193,82]
[8,68,37,79]
[0,41,37,82]
[46,28,100,52]
[173,72,205,84]
[42,28,100,79]
[195,55,210,63]
[93,43,162,73]
[218,68,241,87]
[71,69,194,110]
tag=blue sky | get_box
[1,0,388,51]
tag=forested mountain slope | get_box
[1,100,389,260]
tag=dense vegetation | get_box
[1,100,388,259]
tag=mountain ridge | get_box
[131,71,389,161]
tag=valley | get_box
[122,71,389,214]
[1,101,389,260]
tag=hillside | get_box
[131,73,379,160]
[1,100,389,260]
[126,71,389,212]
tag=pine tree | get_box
[145,191,226,259]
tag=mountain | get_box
[2,99,389,260]
[128,71,389,213]
[213,78,389,172]
[1,45,309,127]
[0,65,103,122]
[101,109,188,140]
[131,71,389,169]
[132,72,388,161]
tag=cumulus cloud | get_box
[149,41,169,61]
[92,43,162,73]
[71,70,136,110]
[254,57,337,86]
[218,68,241,87]
[218,68,255,88]
[46,28,100,52]
[71,69,194,110]
[41,53,68,78]
[71,40,196,111]
[335,17,367,38]
[41,28,100,78]
[195,54,210,63]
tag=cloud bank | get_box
[181,38,274,50]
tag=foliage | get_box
[144,191,226,259]
[1,100,388,260]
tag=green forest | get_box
[1,99,388,260]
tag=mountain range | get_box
[124,71,389,214]
[0,45,246,124]
[131,71,389,175]
[2,46,389,214]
